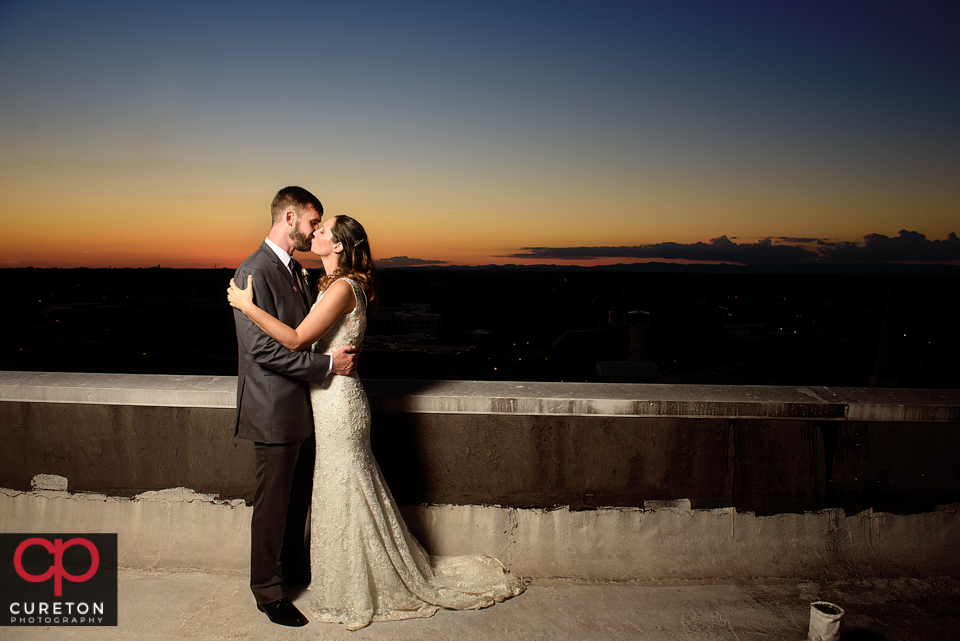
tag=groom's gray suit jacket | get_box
[234,241,330,444]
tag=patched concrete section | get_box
[404,503,960,579]
[4,486,958,579]
[840,505,960,573]
[31,473,68,491]
[0,486,250,571]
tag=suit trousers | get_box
[250,433,315,604]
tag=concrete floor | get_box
[4,570,959,640]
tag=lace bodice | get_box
[310,278,366,357]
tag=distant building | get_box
[371,303,443,338]
[595,310,659,383]
[394,310,442,337]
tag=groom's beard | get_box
[289,226,313,253]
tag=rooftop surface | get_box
[7,569,960,640]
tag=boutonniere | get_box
[301,267,309,279]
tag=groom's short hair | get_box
[271,186,323,225]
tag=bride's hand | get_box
[227,275,254,313]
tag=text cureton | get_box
[9,602,104,615]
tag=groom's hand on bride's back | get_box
[331,345,359,376]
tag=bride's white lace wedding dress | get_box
[307,278,525,630]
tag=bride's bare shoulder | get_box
[320,279,356,311]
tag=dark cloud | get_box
[376,256,448,268]
[505,236,818,265]
[769,237,823,244]
[820,230,960,263]
[504,231,959,265]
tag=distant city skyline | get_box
[2,1,958,268]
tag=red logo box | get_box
[1,534,117,626]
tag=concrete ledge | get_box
[3,487,957,579]
[0,371,234,408]
[2,371,958,422]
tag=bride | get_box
[228,215,524,630]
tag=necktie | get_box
[289,257,307,303]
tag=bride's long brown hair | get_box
[316,215,378,312]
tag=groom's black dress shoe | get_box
[257,598,308,627]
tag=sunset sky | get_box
[1,1,958,268]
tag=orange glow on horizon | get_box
[2,180,958,269]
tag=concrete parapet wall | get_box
[2,372,960,514]
[3,487,958,579]
[2,371,960,578]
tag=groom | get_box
[234,186,358,627]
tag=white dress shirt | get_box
[262,238,331,376]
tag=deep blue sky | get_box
[1,1,958,267]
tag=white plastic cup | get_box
[807,601,845,641]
